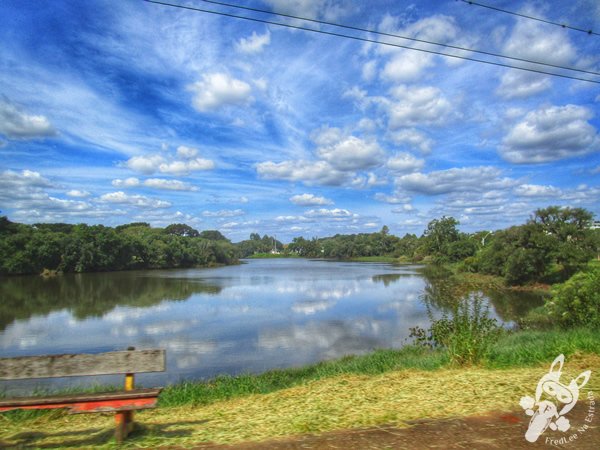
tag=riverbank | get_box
[2,341,599,448]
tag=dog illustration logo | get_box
[519,354,591,443]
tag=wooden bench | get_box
[0,348,165,443]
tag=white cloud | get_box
[202,209,245,218]
[503,13,576,67]
[290,193,333,206]
[263,0,347,21]
[496,70,551,99]
[316,135,384,171]
[305,208,355,218]
[382,50,435,83]
[256,160,351,186]
[387,128,433,154]
[374,192,411,204]
[397,166,517,195]
[0,98,56,139]
[236,30,271,53]
[500,105,599,163]
[188,73,253,112]
[125,155,165,174]
[378,15,473,82]
[514,184,561,198]
[143,178,198,191]
[0,170,96,220]
[124,154,214,175]
[386,85,454,128]
[176,145,198,159]
[99,191,171,209]
[112,177,140,188]
[386,152,424,173]
[158,157,215,175]
[66,189,91,198]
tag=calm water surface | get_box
[0,259,543,393]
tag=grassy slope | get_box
[2,328,599,448]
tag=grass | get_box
[2,352,599,449]
[159,346,448,407]
[347,256,399,263]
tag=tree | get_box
[164,223,199,237]
[423,216,460,261]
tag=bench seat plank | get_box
[0,388,161,413]
[0,349,165,380]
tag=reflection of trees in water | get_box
[0,273,221,330]
[371,273,411,287]
[418,265,545,323]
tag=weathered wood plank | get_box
[0,350,165,380]
[0,388,162,413]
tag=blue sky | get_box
[1,0,599,242]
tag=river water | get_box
[0,259,544,394]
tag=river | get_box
[0,259,544,394]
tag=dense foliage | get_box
[0,218,238,275]
[546,266,600,328]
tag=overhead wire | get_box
[193,0,600,77]
[142,0,600,85]
[459,0,600,37]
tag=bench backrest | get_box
[0,349,165,380]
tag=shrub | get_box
[545,267,600,328]
[410,293,502,366]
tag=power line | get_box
[195,0,600,77]
[143,0,600,84]
[460,0,600,37]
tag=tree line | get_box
[0,218,238,275]
[283,206,599,286]
[1,206,598,285]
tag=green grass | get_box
[486,327,600,368]
[348,256,399,263]
[159,346,448,407]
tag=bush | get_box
[411,293,502,366]
[545,267,600,328]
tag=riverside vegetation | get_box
[1,205,600,447]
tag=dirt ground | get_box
[174,401,598,450]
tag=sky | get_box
[1,0,599,242]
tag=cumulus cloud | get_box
[496,70,551,99]
[176,145,198,159]
[158,158,215,175]
[188,73,253,112]
[0,170,94,220]
[316,135,384,171]
[256,160,351,186]
[290,193,333,206]
[386,152,424,173]
[124,152,214,175]
[125,155,165,174]
[387,128,433,154]
[378,15,473,82]
[112,177,141,188]
[500,105,599,163]
[514,184,562,198]
[397,166,517,195]
[66,189,91,198]
[0,98,56,139]
[386,85,454,128]
[503,13,576,67]
[143,178,198,191]
[236,30,271,53]
[99,191,171,209]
